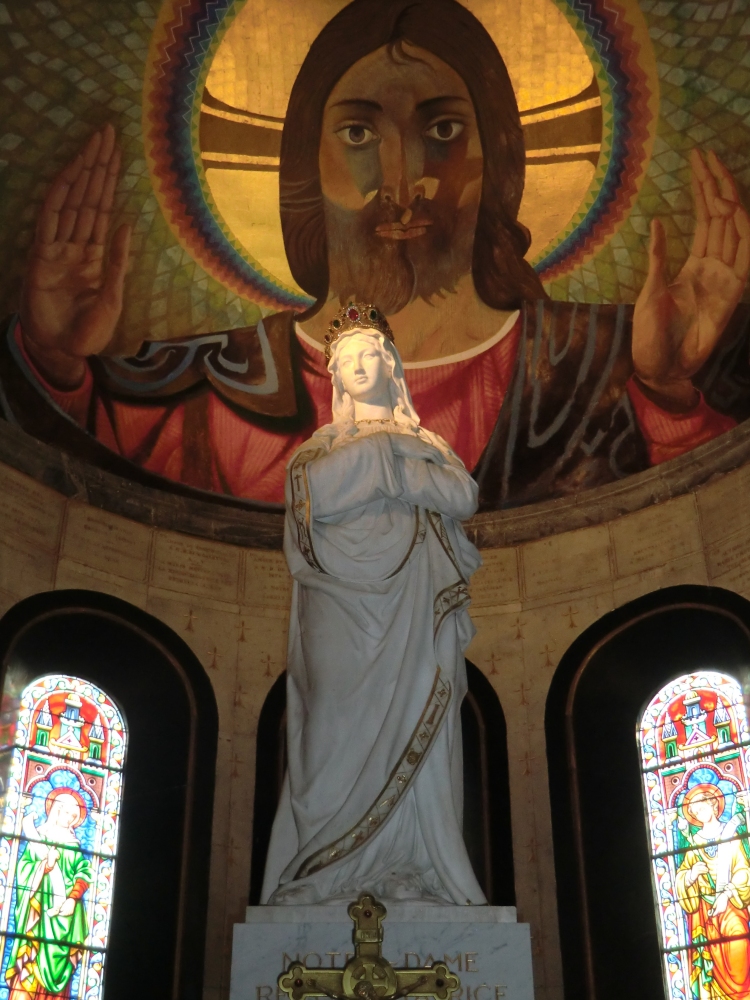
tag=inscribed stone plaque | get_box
[0,463,64,553]
[61,502,152,582]
[151,532,241,603]
[697,464,750,547]
[610,494,701,578]
[0,536,56,599]
[244,550,293,610]
[706,527,750,596]
[613,551,709,608]
[54,557,149,608]
[521,525,610,601]
[471,549,519,608]
[231,906,532,1000]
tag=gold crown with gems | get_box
[324,303,394,362]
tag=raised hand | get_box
[20,124,131,388]
[632,149,750,409]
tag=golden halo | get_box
[201,0,602,293]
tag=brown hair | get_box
[280,0,547,314]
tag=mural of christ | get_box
[3,0,748,508]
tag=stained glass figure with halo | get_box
[639,671,750,1000]
[0,675,126,1000]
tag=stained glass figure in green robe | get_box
[5,788,91,999]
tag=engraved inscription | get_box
[62,503,151,581]
[697,464,750,548]
[259,953,505,1000]
[707,528,750,594]
[245,551,293,610]
[0,464,64,553]
[611,495,701,578]
[521,525,610,600]
[151,532,241,602]
[470,548,519,608]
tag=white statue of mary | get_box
[260,303,486,906]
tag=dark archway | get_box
[0,590,218,1000]
[546,585,750,1000]
[249,660,515,905]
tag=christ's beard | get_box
[323,196,477,315]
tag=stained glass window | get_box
[639,671,750,1000]
[0,674,126,1000]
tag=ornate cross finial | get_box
[278,893,460,1000]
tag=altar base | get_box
[230,905,533,1000]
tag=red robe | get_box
[10,314,736,506]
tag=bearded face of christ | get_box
[319,41,484,315]
[279,0,547,317]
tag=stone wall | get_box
[2,443,750,1000]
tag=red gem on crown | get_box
[325,302,395,361]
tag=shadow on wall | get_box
[249,661,515,905]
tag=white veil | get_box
[311,329,461,465]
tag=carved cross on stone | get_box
[278,894,460,1000]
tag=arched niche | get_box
[545,585,750,1000]
[249,661,515,905]
[0,590,218,1000]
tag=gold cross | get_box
[278,894,460,1000]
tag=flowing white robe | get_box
[260,429,487,905]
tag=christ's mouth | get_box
[375,219,433,240]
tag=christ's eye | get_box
[425,120,465,142]
[336,125,378,147]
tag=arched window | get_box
[0,673,126,1000]
[546,585,750,1000]
[0,590,218,1000]
[638,671,750,1000]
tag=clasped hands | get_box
[389,433,446,466]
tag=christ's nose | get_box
[379,132,424,210]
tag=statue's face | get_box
[49,794,81,831]
[336,333,391,406]
[319,42,484,314]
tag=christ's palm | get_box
[633,149,750,406]
[21,125,130,382]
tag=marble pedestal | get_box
[230,905,534,1000]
